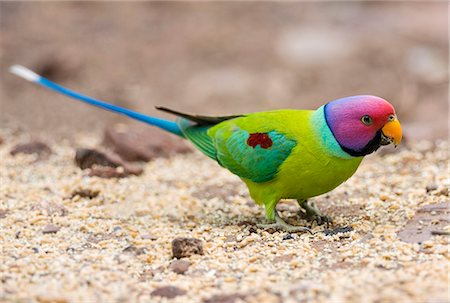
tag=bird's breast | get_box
[275,144,363,199]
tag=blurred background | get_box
[1,2,448,141]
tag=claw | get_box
[298,200,332,227]
[257,211,314,234]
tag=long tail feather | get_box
[9,65,184,137]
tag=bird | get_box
[10,65,402,233]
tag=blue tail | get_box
[9,65,184,137]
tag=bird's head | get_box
[324,95,402,157]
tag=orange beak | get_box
[381,118,402,146]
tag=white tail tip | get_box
[9,65,40,82]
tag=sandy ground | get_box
[0,126,448,303]
[1,3,448,302]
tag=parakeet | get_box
[10,65,402,232]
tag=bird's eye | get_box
[361,115,373,125]
[388,114,396,121]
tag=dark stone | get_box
[75,148,120,169]
[236,220,254,226]
[151,286,186,298]
[172,238,204,258]
[10,141,52,159]
[282,233,294,240]
[324,226,353,236]
[71,188,100,199]
[104,124,192,162]
[248,226,257,234]
[75,148,143,178]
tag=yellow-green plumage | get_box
[180,107,363,221]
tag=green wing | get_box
[157,107,297,183]
[211,123,296,183]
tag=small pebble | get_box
[112,226,122,233]
[71,189,100,199]
[75,148,119,169]
[122,245,146,255]
[0,209,8,219]
[75,148,142,177]
[438,188,448,196]
[151,286,186,298]
[172,238,204,259]
[169,259,191,274]
[204,293,246,303]
[282,233,294,240]
[324,226,353,236]
[10,141,52,159]
[42,224,60,234]
[141,234,157,240]
[248,226,257,234]
[88,166,127,179]
[426,184,438,192]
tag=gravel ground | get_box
[0,128,449,303]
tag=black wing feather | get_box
[156,106,242,126]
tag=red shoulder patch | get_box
[247,133,273,149]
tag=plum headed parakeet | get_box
[10,65,402,233]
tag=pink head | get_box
[324,95,402,157]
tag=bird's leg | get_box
[257,210,313,234]
[297,199,331,227]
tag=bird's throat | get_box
[339,131,382,157]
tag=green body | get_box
[179,107,363,220]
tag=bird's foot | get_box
[257,211,314,234]
[299,201,332,227]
